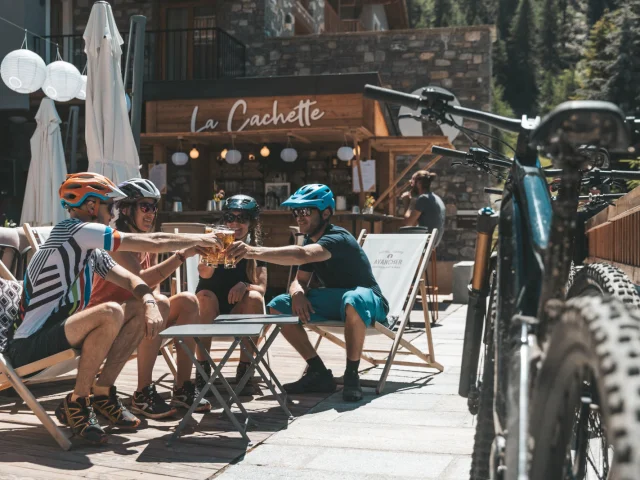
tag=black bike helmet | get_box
[223,194,260,219]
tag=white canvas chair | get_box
[0,259,76,451]
[305,230,443,394]
[22,223,53,256]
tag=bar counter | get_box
[158,210,404,290]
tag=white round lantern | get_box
[171,151,188,166]
[1,49,46,94]
[42,61,82,102]
[75,74,87,100]
[337,146,354,161]
[280,147,298,163]
[225,149,242,164]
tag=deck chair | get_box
[305,229,443,394]
[0,260,76,451]
[22,223,53,254]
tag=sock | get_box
[306,355,328,373]
[345,359,360,377]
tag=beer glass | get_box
[219,228,236,269]
[201,226,219,267]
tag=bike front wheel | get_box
[528,296,640,480]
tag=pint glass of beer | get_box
[201,226,219,267]
[219,228,236,269]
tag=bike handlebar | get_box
[544,169,640,180]
[364,84,524,133]
[431,145,513,169]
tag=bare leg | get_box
[135,294,172,391]
[93,297,149,394]
[271,307,318,361]
[195,290,220,362]
[344,304,366,362]
[64,302,125,400]
[230,290,264,362]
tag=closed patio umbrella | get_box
[83,0,140,185]
[20,98,68,226]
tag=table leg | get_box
[169,337,251,445]
[236,328,293,418]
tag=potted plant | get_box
[363,195,375,214]
[213,189,225,210]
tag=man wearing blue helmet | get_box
[226,184,389,401]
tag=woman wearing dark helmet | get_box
[88,178,211,419]
[195,194,267,396]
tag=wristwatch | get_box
[144,299,158,307]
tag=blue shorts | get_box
[267,287,388,327]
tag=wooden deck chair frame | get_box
[0,259,75,450]
[305,229,444,394]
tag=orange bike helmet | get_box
[59,172,128,208]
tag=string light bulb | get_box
[260,145,270,157]
[189,145,199,159]
[221,148,228,159]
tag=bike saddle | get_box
[530,101,630,160]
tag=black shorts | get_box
[8,311,72,368]
[196,284,235,315]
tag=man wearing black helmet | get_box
[226,184,389,402]
[195,195,268,396]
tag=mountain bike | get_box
[363,84,640,480]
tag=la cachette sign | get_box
[190,98,326,133]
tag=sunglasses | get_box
[223,212,250,224]
[137,201,159,214]
[291,207,316,218]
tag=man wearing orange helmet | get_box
[7,172,222,445]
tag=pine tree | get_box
[490,79,518,156]
[433,0,463,27]
[588,0,609,26]
[604,4,640,114]
[497,0,519,39]
[462,0,491,25]
[538,0,561,73]
[578,12,618,100]
[505,0,538,115]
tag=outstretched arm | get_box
[226,243,331,266]
[119,232,221,254]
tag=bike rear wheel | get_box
[528,296,640,480]
[567,262,640,308]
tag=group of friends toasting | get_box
[9,168,444,444]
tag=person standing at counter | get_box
[401,170,445,246]
[195,195,267,396]
[225,184,389,402]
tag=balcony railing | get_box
[32,27,246,84]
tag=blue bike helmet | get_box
[281,184,336,212]
[223,194,260,219]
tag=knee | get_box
[177,292,200,314]
[196,290,219,321]
[243,290,264,311]
[100,302,125,329]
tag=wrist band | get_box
[144,299,157,306]
[176,252,186,263]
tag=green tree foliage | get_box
[539,70,579,113]
[490,80,518,155]
[505,0,538,114]
[538,0,561,74]
[578,12,618,101]
[433,0,464,27]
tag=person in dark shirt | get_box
[226,184,389,402]
[401,170,445,246]
[195,195,267,395]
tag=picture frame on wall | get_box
[264,182,290,210]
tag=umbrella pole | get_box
[127,15,147,154]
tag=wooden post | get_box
[372,143,434,209]
[354,139,365,206]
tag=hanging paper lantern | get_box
[225,149,242,164]
[337,146,354,161]
[1,49,46,94]
[42,61,82,102]
[171,151,188,166]
[280,147,298,163]
[75,75,87,100]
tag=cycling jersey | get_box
[14,218,121,339]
